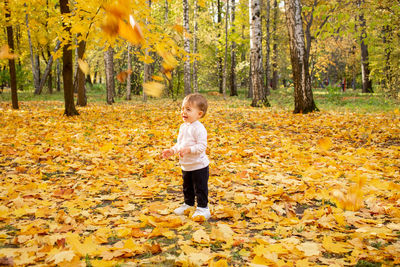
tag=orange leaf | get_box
[117,17,144,46]
[117,70,131,83]
[152,75,164,81]
[0,45,17,60]
[103,2,129,20]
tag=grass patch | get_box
[1,85,398,114]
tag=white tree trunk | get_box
[192,0,198,93]
[222,0,229,99]
[250,0,268,107]
[25,12,40,93]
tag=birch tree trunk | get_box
[143,0,152,101]
[60,0,78,116]
[25,11,40,93]
[104,46,115,105]
[248,2,253,99]
[250,0,269,107]
[126,43,132,100]
[358,0,373,93]
[5,0,18,109]
[192,0,198,93]
[264,0,271,96]
[284,0,318,114]
[271,0,279,90]
[222,0,229,99]
[183,0,191,95]
[217,0,223,94]
[230,0,237,96]
[35,40,61,95]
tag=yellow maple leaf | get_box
[317,137,332,150]
[296,242,322,257]
[211,223,234,242]
[46,250,75,265]
[322,235,351,254]
[192,229,210,244]
[0,45,17,60]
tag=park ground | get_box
[0,87,400,266]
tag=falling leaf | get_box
[152,75,164,81]
[118,16,144,46]
[78,59,89,75]
[0,45,17,60]
[143,82,164,97]
[116,69,132,83]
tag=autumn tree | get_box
[104,45,115,105]
[5,0,18,109]
[284,0,317,113]
[250,0,270,107]
[358,0,372,93]
[230,0,237,96]
[60,0,79,116]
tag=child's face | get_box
[181,100,203,123]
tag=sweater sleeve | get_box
[171,124,182,153]
[190,125,207,154]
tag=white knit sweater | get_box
[172,120,209,171]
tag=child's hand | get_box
[178,147,191,157]
[162,149,174,159]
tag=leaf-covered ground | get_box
[0,100,399,266]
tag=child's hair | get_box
[183,93,208,118]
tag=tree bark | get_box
[126,43,132,100]
[5,0,18,109]
[76,39,87,106]
[25,11,40,93]
[217,0,223,94]
[56,59,61,91]
[264,0,271,96]
[230,0,237,96]
[358,0,373,93]
[193,0,199,93]
[60,0,78,116]
[222,0,229,99]
[284,0,318,114]
[271,0,279,90]
[104,46,115,105]
[35,40,61,95]
[183,0,191,95]
[250,0,269,107]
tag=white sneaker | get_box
[174,203,193,215]
[192,206,211,220]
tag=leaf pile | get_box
[0,100,399,266]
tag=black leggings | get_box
[182,166,209,208]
